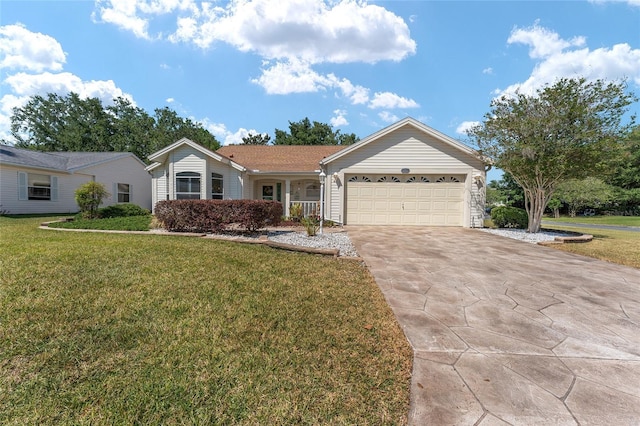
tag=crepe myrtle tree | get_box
[468,78,636,233]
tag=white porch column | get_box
[285,179,291,217]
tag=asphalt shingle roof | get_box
[0,145,131,172]
[216,145,346,173]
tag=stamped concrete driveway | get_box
[347,226,640,425]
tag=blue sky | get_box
[1,0,639,181]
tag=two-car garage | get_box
[320,118,487,228]
[345,174,465,226]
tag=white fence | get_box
[290,201,319,218]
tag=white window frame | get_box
[176,172,201,200]
[18,172,58,201]
[116,183,131,203]
[211,173,223,200]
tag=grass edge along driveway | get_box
[541,216,640,269]
[0,216,412,425]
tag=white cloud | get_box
[0,23,66,72]
[508,22,585,59]
[378,111,398,123]
[163,0,416,64]
[200,119,263,146]
[0,25,133,143]
[498,24,640,97]
[456,121,480,135]
[330,109,348,127]
[94,0,419,118]
[252,59,417,111]
[327,74,369,105]
[166,97,174,103]
[482,67,493,75]
[368,92,419,109]
[252,59,329,94]
[92,0,197,40]
[4,72,132,105]
[94,0,416,64]
[589,0,640,6]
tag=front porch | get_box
[252,177,321,218]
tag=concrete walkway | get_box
[347,226,640,425]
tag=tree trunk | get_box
[553,208,560,219]
[526,188,548,233]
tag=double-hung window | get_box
[117,183,130,203]
[211,173,223,199]
[18,172,58,201]
[176,172,201,199]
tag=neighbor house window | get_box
[28,173,51,200]
[18,172,58,201]
[117,183,130,203]
[176,172,201,199]
[211,173,223,199]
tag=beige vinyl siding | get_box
[324,125,485,227]
[171,146,206,199]
[151,168,167,210]
[329,128,482,173]
[206,159,243,200]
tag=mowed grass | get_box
[47,215,152,231]
[543,215,640,227]
[543,224,640,269]
[0,217,412,425]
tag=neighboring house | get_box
[0,145,152,215]
[147,117,487,227]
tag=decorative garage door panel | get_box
[346,175,464,226]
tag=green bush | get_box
[490,206,528,229]
[99,204,150,218]
[75,182,110,219]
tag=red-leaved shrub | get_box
[154,199,282,232]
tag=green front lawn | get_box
[0,216,412,425]
[47,215,152,231]
[543,215,640,227]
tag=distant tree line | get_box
[242,117,359,146]
[5,93,360,164]
[487,124,640,217]
[6,93,220,162]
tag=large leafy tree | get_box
[468,78,636,233]
[486,173,525,209]
[274,117,359,145]
[553,177,615,217]
[7,92,220,161]
[608,125,640,190]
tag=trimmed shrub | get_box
[154,199,282,233]
[490,206,528,229]
[75,182,110,219]
[99,203,150,218]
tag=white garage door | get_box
[346,175,464,226]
